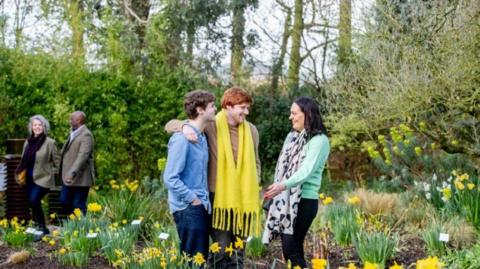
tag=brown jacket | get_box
[60,126,95,187]
[18,137,59,189]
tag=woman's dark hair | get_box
[293,96,328,138]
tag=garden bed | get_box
[0,231,428,269]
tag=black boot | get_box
[39,224,50,235]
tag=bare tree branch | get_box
[122,0,148,24]
[321,28,330,81]
[300,36,336,62]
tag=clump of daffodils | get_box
[416,256,443,269]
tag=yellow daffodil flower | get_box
[193,252,206,266]
[322,196,334,205]
[210,242,221,254]
[363,262,379,269]
[73,208,82,217]
[234,237,244,249]
[416,256,443,269]
[311,258,328,269]
[225,243,234,257]
[347,196,361,205]
[87,203,102,213]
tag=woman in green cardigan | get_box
[16,115,59,235]
[262,97,330,268]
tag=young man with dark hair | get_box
[165,87,261,269]
[163,90,216,259]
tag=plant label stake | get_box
[439,233,449,242]
[87,233,98,238]
[158,233,169,240]
[25,227,37,234]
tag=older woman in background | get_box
[262,97,330,268]
[16,115,59,236]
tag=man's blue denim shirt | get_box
[163,124,210,214]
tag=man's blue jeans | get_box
[173,204,209,258]
[60,186,90,216]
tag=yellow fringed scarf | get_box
[213,109,260,237]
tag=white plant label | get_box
[34,230,44,236]
[87,233,98,238]
[158,233,170,240]
[246,236,252,242]
[439,233,449,242]
[25,227,37,234]
[131,219,142,225]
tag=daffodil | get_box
[414,147,422,156]
[363,262,379,269]
[210,242,221,253]
[193,252,206,266]
[347,196,360,205]
[160,259,167,269]
[49,213,57,219]
[311,258,327,269]
[52,230,60,237]
[441,187,451,201]
[225,243,234,257]
[467,183,475,190]
[454,180,465,190]
[115,249,124,258]
[234,237,244,249]
[49,239,56,246]
[322,196,333,205]
[59,248,67,254]
[87,202,102,213]
[416,256,443,269]
[73,208,83,217]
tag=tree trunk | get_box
[287,0,303,89]
[338,0,352,68]
[231,2,246,85]
[127,0,150,52]
[186,22,195,66]
[64,0,85,64]
[271,9,291,92]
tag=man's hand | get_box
[264,182,286,200]
[191,198,202,206]
[182,125,198,143]
[64,177,74,185]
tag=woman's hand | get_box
[264,182,286,200]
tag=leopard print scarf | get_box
[262,130,307,243]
